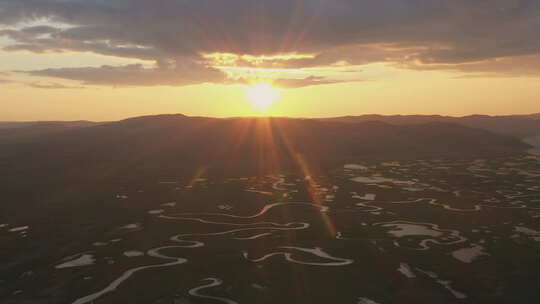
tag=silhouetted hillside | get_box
[322,114,540,138]
[0,121,101,142]
[0,115,529,185]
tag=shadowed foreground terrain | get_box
[1,115,539,304]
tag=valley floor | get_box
[2,155,540,304]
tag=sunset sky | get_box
[1,0,540,121]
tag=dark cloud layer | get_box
[25,81,84,89]
[1,0,540,86]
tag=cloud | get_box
[1,0,540,85]
[26,82,84,89]
[399,54,540,77]
[273,76,354,88]
[0,27,160,60]
[23,62,227,87]
[0,73,84,88]
[0,72,14,84]
[231,75,356,88]
[21,25,58,34]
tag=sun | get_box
[244,83,281,112]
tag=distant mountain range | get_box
[320,114,540,138]
[2,113,539,140]
[0,114,530,180]
[0,121,100,141]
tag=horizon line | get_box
[2,112,540,123]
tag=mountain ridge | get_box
[0,115,529,173]
[319,113,540,138]
[0,114,532,223]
